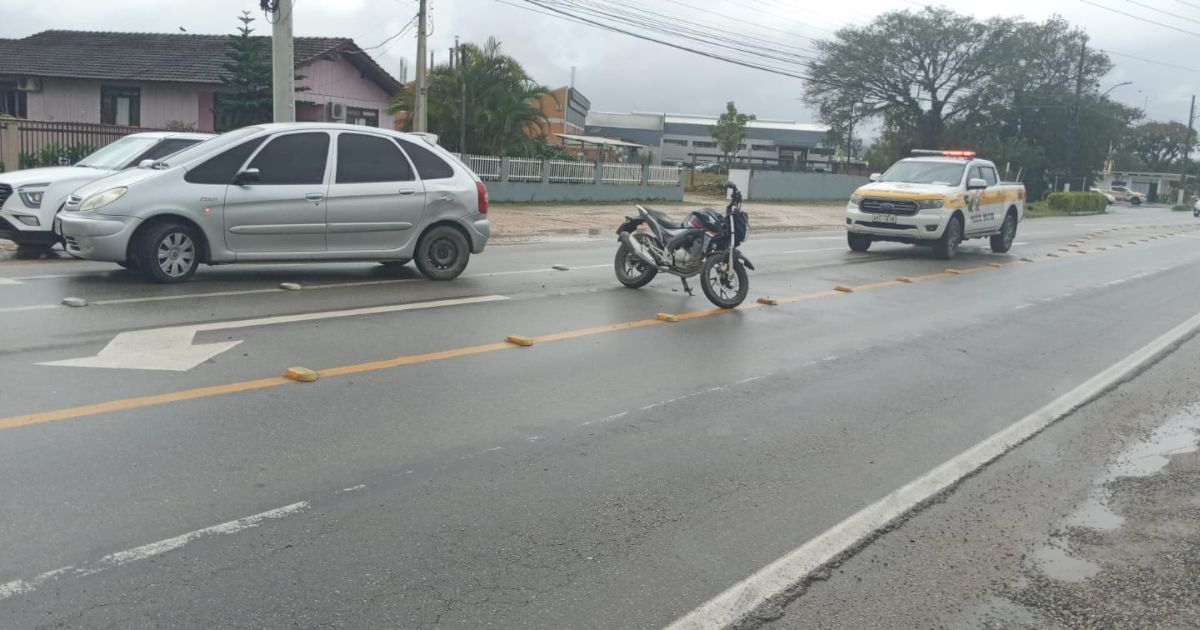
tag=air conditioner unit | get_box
[326,102,346,121]
[17,78,42,92]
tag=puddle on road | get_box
[1030,405,1200,582]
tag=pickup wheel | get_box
[990,212,1017,253]
[933,214,963,260]
[847,232,872,252]
[1131,197,1142,206]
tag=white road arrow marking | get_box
[40,294,509,372]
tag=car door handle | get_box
[398,189,416,196]
[305,193,325,201]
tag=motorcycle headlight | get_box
[915,198,945,210]
[79,187,128,212]
[849,194,863,206]
[18,187,46,208]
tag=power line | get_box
[1101,48,1200,73]
[1172,0,1200,10]
[1079,0,1200,38]
[1121,0,1200,25]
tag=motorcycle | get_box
[614,181,753,308]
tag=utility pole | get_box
[270,0,295,123]
[1181,95,1195,205]
[457,36,466,154]
[1067,35,1087,185]
[414,0,429,133]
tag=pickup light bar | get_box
[911,149,976,158]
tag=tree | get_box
[1123,122,1196,171]
[390,37,551,156]
[214,12,273,132]
[711,101,754,165]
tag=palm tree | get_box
[391,37,551,156]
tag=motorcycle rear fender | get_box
[616,216,644,235]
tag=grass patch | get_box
[1172,204,1193,212]
[685,171,727,194]
[1024,201,1107,218]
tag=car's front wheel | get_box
[933,215,963,260]
[414,225,470,280]
[847,232,872,252]
[137,222,201,283]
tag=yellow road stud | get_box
[755,298,779,306]
[945,269,962,275]
[834,285,854,293]
[1046,252,1060,257]
[1020,257,1036,262]
[284,367,319,382]
[987,262,1003,268]
[656,312,680,321]
[895,276,914,283]
[505,335,535,346]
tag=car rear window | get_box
[397,139,455,180]
[184,137,267,185]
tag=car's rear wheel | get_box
[137,221,201,283]
[933,215,963,260]
[414,226,470,280]
[1131,197,1142,206]
[990,213,1017,253]
[847,232,872,252]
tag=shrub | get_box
[1045,192,1107,214]
[18,143,95,169]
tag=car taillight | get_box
[476,181,489,215]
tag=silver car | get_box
[59,123,490,283]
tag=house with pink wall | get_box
[0,31,402,131]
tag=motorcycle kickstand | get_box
[680,277,694,296]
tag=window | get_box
[692,140,717,148]
[397,138,454,180]
[247,133,330,184]
[663,138,688,147]
[980,166,999,186]
[101,86,141,126]
[0,81,27,118]
[346,106,380,127]
[132,138,205,166]
[184,136,267,184]
[336,133,414,183]
[751,144,774,152]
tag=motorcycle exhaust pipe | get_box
[619,231,658,267]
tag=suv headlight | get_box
[18,188,45,208]
[849,194,863,206]
[915,198,945,210]
[79,187,128,212]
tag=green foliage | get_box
[18,143,95,169]
[214,12,273,132]
[1172,204,1191,212]
[1045,191,1108,213]
[807,8,1128,199]
[163,120,198,131]
[392,37,551,156]
[1122,122,1196,172]
[711,102,754,163]
[526,136,576,161]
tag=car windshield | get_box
[156,127,262,167]
[879,161,965,185]
[75,136,162,170]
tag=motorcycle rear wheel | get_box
[700,254,748,308]
[614,243,657,288]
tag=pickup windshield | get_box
[880,161,966,186]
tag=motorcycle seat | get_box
[644,208,682,229]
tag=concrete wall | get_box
[748,170,867,201]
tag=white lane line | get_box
[337,484,367,493]
[665,308,1200,630]
[0,501,309,601]
[0,304,59,313]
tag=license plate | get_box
[872,213,897,223]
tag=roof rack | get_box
[911,149,976,159]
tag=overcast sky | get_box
[4,0,1198,131]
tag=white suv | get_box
[0,131,212,253]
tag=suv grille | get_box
[0,184,11,208]
[860,197,919,216]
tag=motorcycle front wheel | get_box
[700,254,748,308]
[614,242,657,288]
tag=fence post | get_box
[594,158,603,185]
[500,157,510,183]
[640,163,650,186]
[541,159,551,184]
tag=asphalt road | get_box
[1,206,1199,629]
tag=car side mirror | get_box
[138,159,155,168]
[234,168,260,185]
[868,173,881,182]
[967,177,988,190]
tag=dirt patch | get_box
[490,196,843,241]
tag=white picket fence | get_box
[450,153,681,187]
